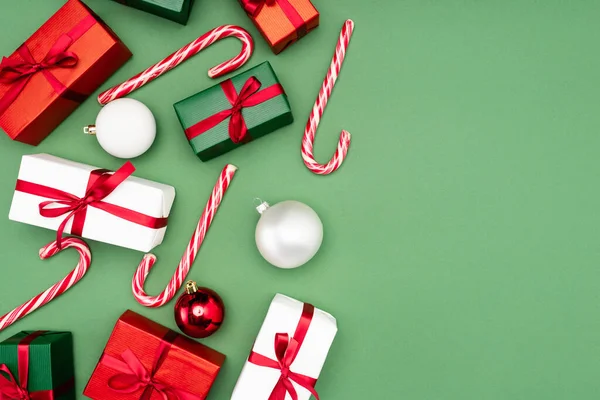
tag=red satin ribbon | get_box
[248,303,320,400]
[0,15,96,115]
[0,331,74,400]
[185,76,284,144]
[240,0,307,37]
[101,330,201,400]
[15,162,168,249]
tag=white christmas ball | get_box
[94,98,156,159]
[255,200,323,269]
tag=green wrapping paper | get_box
[112,0,194,25]
[174,61,293,162]
[0,331,75,399]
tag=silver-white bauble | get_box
[85,98,156,159]
[255,200,323,269]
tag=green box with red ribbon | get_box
[173,61,293,162]
[0,331,75,399]
[111,0,194,25]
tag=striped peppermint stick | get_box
[98,25,254,105]
[0,238,92,332]
[302,19,355,175]
[132,164,237,308]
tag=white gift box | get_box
[8,154,175,252]
[231,294,338,400]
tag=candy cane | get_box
[302,19,355,175]
[98,25,254,105]
[0,238,92,332]
[132,164,237,308]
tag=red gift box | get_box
[0,0,131,146]
[83,310,225,400]
[239,0,319,54]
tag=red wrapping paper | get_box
[0,0,131,146]
[84,310,225,400]
[240,0,319,54]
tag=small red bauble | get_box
[174,280,225,338]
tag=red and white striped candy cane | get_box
[98,25,254,105]
[132,164,237,308]
[302,19,355,175]
[0,238,92,332]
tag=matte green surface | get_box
[174,61,293,161]
[0,1,599,399]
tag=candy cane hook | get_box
[302,19,355,175]
[132,165,237,308]
[98,25,254,105]
[0,238,92,332]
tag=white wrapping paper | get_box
[8,154,175,252]
[231,294,337,400]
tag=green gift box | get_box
[0,331,75,399]
[112,0,194,25]
[174,61,293,162]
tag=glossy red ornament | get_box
[174,280,225,338]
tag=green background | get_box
[0,0,598,399]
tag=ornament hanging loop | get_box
[302,19,355,175]
[185,280,198,294]
[254,198,270,214]
[97,25,254,105]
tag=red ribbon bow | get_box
[0,36,79,117]
[102,331,201,400]
[0,365,32,400]
[15,162,168,249]
[248,303,320,400]
[0,14,96,115]
[184,76,284,144]
[0,331,73,400]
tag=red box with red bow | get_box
[239,0,319,54]
[0,0,131,146]
[83,310,225,400]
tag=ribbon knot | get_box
[223,76,262,143]
[230,99,244,116]
[279,366,290,379]
[105,349,173,400]
[184,76,285,145]
[33,163,135,249]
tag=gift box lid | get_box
[0,331,74,395]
